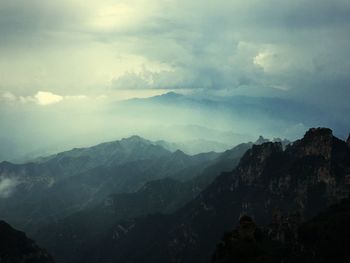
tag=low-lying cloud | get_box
[0,176,20,198]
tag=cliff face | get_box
[0,220,54,263]
[290,128,334,160]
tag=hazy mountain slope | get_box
[0,220,54,263]
[34,141,253,263]
[123,92,349,139]
[76,128,350,263]
[0,136,220,234]
[155,139,231,155]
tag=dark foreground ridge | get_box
[212,197,350,263]
[0,220,54,263]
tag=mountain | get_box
[290,197,350,263]
[34,141,253,263]
[0,136,220,234]
[212,197,350,263]
[35,135,170,174]
[155,139,231,155]
[211,215,284,263]
[123,92,349,139]
[0,220,54,263]
[72,127,350,263]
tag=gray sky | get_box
[0,0,349,159]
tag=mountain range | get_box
[1,128,349,263]
[52,128,349,263]
[0,135,227,233]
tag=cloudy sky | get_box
[0,0,349,159]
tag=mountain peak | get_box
[347,133,350,147]
[121,135,150,144]
[291,127,334,160]
[255,136,269,145]
[124,135,146,141]
[303,127,333,140]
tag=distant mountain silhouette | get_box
[123,92,349,137]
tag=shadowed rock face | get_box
[237,215,257,241]
[290,127,334,160]
[347,133,350,147]
[211,215,284,263]
[212,197,350,263]
[236,142,283,185]
[0,220,54,263]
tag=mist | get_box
[1,89,344,162]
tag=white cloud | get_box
[0,177,20,198]
[253,51,273,70]
[1,91,89,106]
[35,91,63,105]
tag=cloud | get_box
[0,0,349,127]
[0,0,349,97]
[1,91,88,106]
[35,91,63,105]
[0,177,20,198]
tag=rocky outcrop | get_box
[236,142,283,185]
[289,127,334,160]
[0,220,54,263]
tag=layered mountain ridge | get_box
[1,128,348,263]
[73,127,350,263]
[0,135,220,233]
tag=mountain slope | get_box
[77,128,350,263]
[0,136,220,234]
[0,220,54,263]
[34,141,253,263]
[212,197,350,263]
